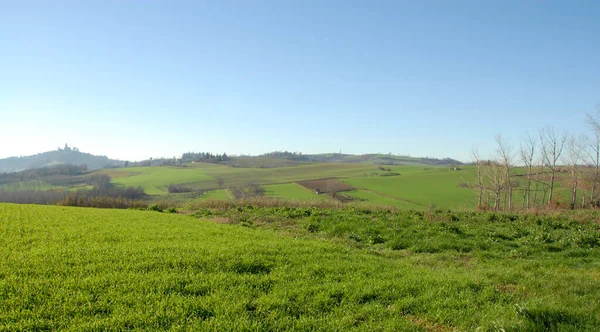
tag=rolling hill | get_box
[0,146,124,173]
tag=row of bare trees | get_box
[470,107,600,210]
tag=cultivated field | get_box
[344,168,477,210]
[99,162,478,209]
[1,203,599,330]
[3,158,589,211]
[264,183,331,202]
[100,166,214,195]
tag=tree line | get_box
[470,106,600,210]
[260,151,310,161]
[181,152,229,164]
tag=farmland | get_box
[344,168,477,210]
[100,166,214,195]
[1,203,599,330]
[264,183,331,202]
[2,156,591,211]
[98,162,476,209]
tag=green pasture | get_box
[2,204,599,330]
[223,156,311,168]
[344,189,422,209]
[264,183,331,202]
[102,166,213,195]
[98,163,477,208]
[182,163,376,190]
[95,162,587,210]
[198,189,231,201]
[344,168,477,209]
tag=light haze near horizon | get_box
[1,1,599,162]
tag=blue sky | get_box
[1,1,599,162]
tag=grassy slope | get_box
[2,204,600,330]
[181,163,376,190]
[345,189,421,209]
[264,183,332,202]
[223,156,312,168]
[101,163,376,195]
[99,162,581,209]
[345,168,476,209]
[197,189,231,200]
[101,166,213,195]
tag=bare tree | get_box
[585,106,600,207]
[563,135,584,209]
[520,132,537,209]
[540,127,567,206]
[496,134,514,210]
[482,158,505,211]
[469,148,485,209]
[532,149,548,208]
[216,177,224,188]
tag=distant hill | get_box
[0,146,125,173]
[306,153,463,166]
[221,152,464,168]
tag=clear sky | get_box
[1,1,599,162]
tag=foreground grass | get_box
[1,204,599,330]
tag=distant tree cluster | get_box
[128,157,182,167]
[260,151,309,161]
[417,157,463,165]
[181,152,229,164]
[470,106,600,210]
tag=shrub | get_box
[168,184,198,194]
[148,204,163,212]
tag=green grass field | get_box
[93,162,588,210]
[264,183,331,202]
[344,189,422,209]
[98,163,479,209]
[197,189,231,201]
[102,163,376,195]
[344,168,477,209]
[189,162,376,190]
[1,203,599,330]
[222,156,312,168]
[101,166,214,195]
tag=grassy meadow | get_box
[101,166,214,195]
[344,168,477,210]
[5,157,589,211]
[1,203,599,330]
[99,162,478,209]
[264,183,331,202]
